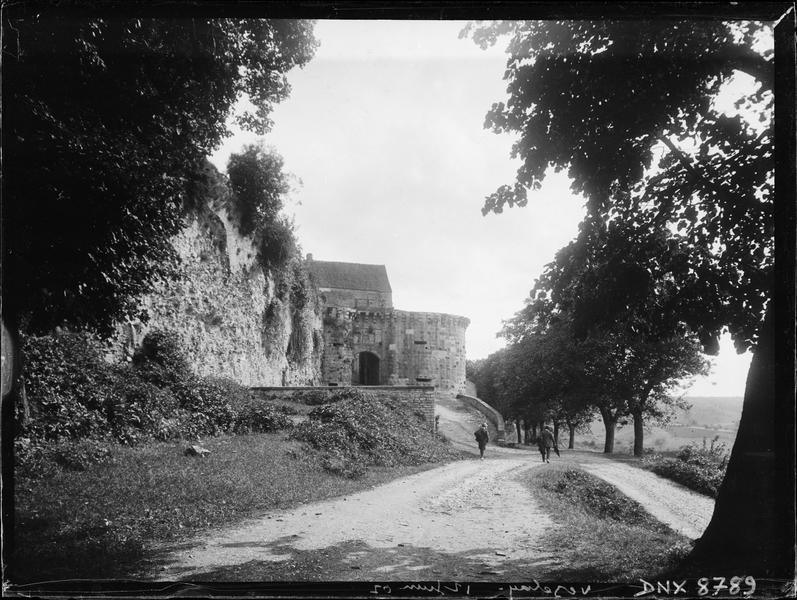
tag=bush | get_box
[256,217,297,272]
[644,442,729,497]
[226,144,288,237]
[237,404,293,433]
[15,437,112,479]
[20,333,116,441]
[132,329,193,388]
[172,376,240,436]
[291,389,461,478]
[107,370,180,444]
[17,327,302,477]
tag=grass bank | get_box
[524,463,692,581]
[11,429,466,583]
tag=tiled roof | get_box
[307,260,392,293]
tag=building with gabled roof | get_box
[306,259,392,310]
[306,255,469,392]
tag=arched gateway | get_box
[357,351,380,385]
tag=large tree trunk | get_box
[553,421,560,447]
[568,423,576,449]
[600,409,616,453]
[515,418,522,445]
[529,421,536,444]
[523,421,531,445]
[631,407,644,457]
[689,21,795,576]
[688,307,793,577]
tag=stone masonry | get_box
[307,257,469,392]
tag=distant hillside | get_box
[577,395,744,453]
[676,396,744,429]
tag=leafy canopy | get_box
[3,11,317,335]
[462,20,773,352]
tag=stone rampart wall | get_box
[108,186,323,386]
[391,310,469,392]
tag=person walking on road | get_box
[538,425,556,463]
[474,423,489,460]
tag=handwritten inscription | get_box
[370,582,470,596]
[634,577,756,597]
[509,582,592,598]
[370,580,591,597]
[697,576,756,597]
[370,577,756,598]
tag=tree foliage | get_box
[224,143,299,272]
[2,11,318,335]
[226,144,291,237]
[462,19,773,352]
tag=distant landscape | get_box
[577,396,744,454]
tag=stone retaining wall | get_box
[456,393,506,443]
[251,385,436,427]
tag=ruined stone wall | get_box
[110,198,323,386]
[251,385,436,426]
[390,310,469,393]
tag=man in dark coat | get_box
[538,425,556,463]
[474,423,489,460]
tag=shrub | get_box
[226,144,288,237]
[107,370,180,444]
[172,376,240,436]
[19,333,115,441]
[291,389,461,478]
[15,437,112,479]
[644,442,729,497]
[256,217,297,272]
[233,397,293,434]
[132,329,192,388]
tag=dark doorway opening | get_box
[358,352,380,385]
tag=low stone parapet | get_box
[456,393,506,443]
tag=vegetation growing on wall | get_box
[224,143,300,274]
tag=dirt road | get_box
[148,399,715,581]
[153,456,560,580]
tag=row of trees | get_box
[470,224,711,456]
[463,15,792,576]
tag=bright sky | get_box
[210,19,753,397]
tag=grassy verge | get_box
[523,463,692,581]
[11,431,466,583]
